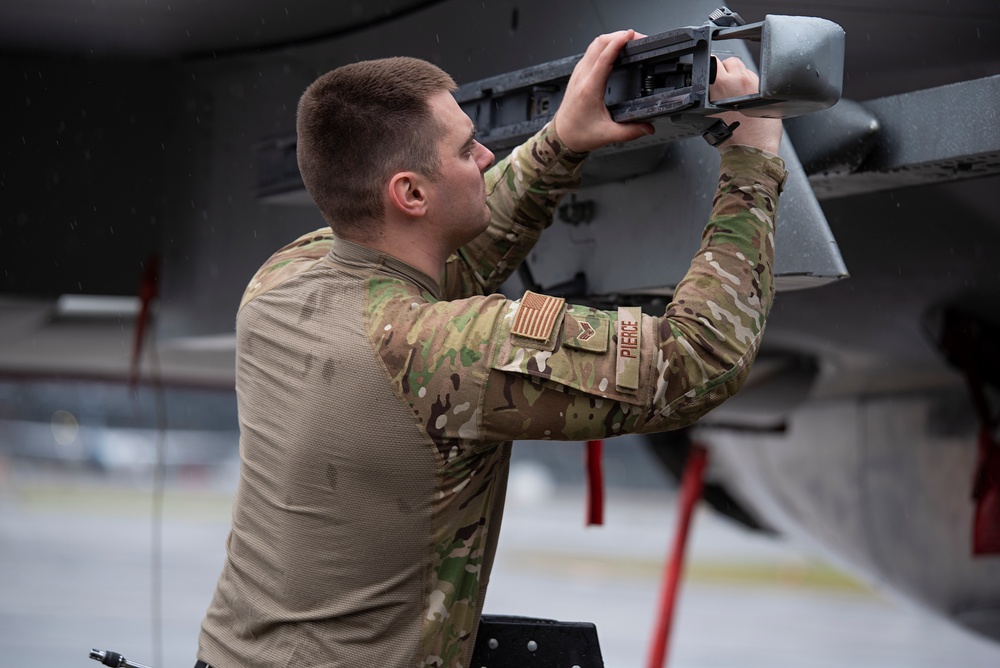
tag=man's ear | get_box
[387,171,428,217]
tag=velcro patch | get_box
[512,291,565,342]
[563,311,610,353]
[616,306,642,393]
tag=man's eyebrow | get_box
[460,126,478,150]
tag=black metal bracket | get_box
[471,614,605,668]
[558,195,596,225]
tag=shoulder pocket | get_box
[492,302,645,405]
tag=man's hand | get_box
[552,30,655,153]
[709,57,783,154]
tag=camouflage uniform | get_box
[197,122,786,668]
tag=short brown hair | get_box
[296,57,456,239]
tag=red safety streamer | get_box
[586,439,604,526]
[973,427,1000,555]
[129,254,159,389]
[646,444,708,668]
[936,307,1000,556]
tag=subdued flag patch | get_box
[512,291,565,341]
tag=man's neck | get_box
[352,221,450,284]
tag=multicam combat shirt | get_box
[197,123,786,668]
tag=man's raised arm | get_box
[476,39,787,440]
[441,30,658,300]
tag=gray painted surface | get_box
[709,391,1000,642]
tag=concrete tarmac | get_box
[2,466,999,668]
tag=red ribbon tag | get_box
[973,427,1000,555]
[586,440,604,526]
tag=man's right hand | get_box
[552,30,655,154]
[709,56,783,154]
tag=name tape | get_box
[616,306,642,392]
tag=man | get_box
[197,30,784,668]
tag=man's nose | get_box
[477,143,495,171]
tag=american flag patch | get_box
[511,291,565,341]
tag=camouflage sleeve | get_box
[480,146,787,440]
[440,123,587,300]
[239,227,334,310]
